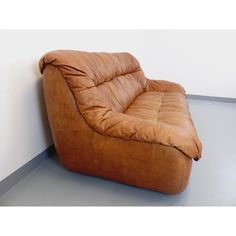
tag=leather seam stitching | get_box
[157,91,165,122]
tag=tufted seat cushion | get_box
[39,50,202,194]
[125,91,200,151]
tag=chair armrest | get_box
[146,79,186,94]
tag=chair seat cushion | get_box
[125,91,197,135]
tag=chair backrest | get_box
[40,50,147,113]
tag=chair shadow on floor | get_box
[48,153,189,206]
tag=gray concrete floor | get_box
[1,98,236,206]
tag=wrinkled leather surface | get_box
[40,50,202,193]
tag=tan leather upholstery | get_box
[40,50,202,194]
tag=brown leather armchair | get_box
[39,50,202,194]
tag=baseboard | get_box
[187,94,236,103]
[0,145,55,197]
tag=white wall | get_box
[1,30,236,181]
